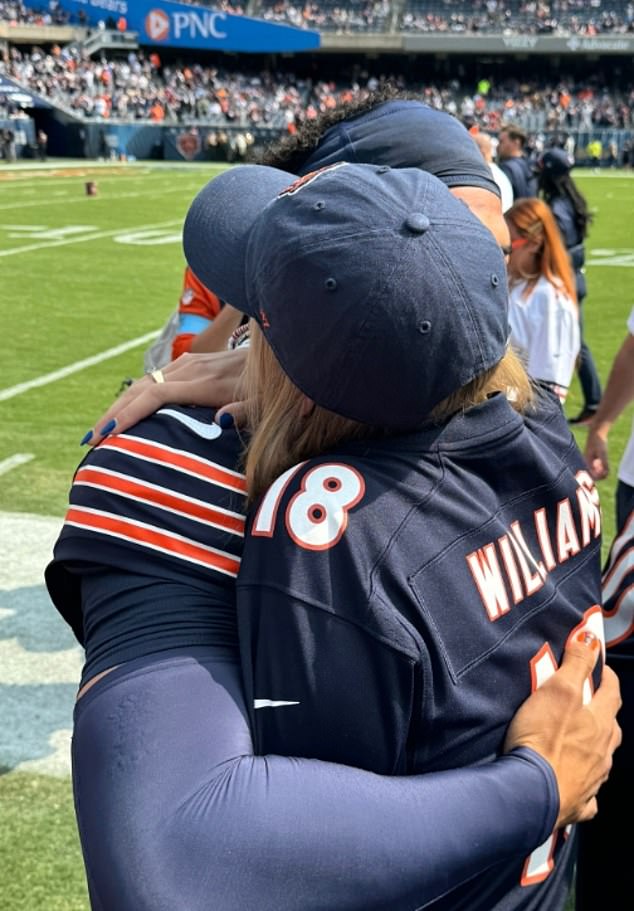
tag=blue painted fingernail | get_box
[80,430,93,446]
[219,412,234,429]
[99,419,117,436]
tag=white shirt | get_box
[618,307,634,486]
[489,162,514,213]
[508,275,580,401]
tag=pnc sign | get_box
[20,0,321,52]
[145,7,228,42]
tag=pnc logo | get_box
[145,9,170,41]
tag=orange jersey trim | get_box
[74,465,245,536]
[64,506,241,578]
[99,435,247,494]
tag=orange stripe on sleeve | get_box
[74,466,245,536]
[64,507,241,578]
[99,436,247,494]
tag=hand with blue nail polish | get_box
[84,348,248,446]
[80,430,93,446]
[99,419,117,437]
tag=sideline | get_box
[0,331,159,402]
[0,510,77,777]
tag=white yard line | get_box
[0,453,34,475]
[0,172,153,191]
[0,331,159,402]
[0,511,76,777]
[0,182,203,212]
[0,218,181,255]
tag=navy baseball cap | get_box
[183,162,509,430]
[296,99,501,198]
[539,148,575,177]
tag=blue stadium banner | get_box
[22,0,320,52]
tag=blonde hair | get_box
[243,327,534,503]
[506,197,577,304]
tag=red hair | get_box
[506,197,577,304]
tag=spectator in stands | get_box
[578,307,634,911]
[496,123,538,200]
[537,147,602,424]
[472,130,513,211]
[505,196,579,404]
[3,43,634,140]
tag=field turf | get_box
[0,161,632,910]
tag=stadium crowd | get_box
[258,0,634,34]
[1,0,634,33]
[1,43,633,137]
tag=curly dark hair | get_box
[250,84,423,172]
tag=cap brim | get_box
[183,165,296,315]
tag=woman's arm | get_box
[82,348,248,446]
[69,568,617,911]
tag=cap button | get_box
[405,213,431,234]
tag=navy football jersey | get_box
[46,405,246,659]
[237,391,603,911]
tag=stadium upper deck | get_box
[1,0,633,33]
[2,40,633,136]
[1,0,633,163]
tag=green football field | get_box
[0,162,632,910]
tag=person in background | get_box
[473,131,514,212]
[496,123,538,200]
[577,307,634,910]
[586,138,602,172]
[538,147,602,424]
[144,266,243,372]
[172,266,242,359]
[505,196,579,404]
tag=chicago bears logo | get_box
[278,162,347,198]
[177,131,201,161]
[145,9,170,42]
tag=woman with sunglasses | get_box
[505,196,580,405]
